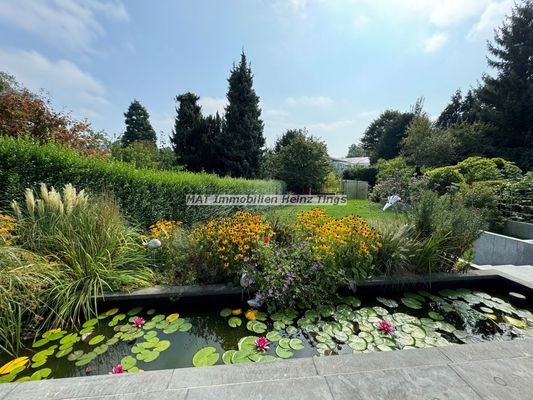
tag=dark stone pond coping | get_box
[99,270,533,308]
[1,338,532,399]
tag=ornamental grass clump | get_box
[0,246,61,356]
[11,183,154,326]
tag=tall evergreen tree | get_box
[220,52,265,178]
[170,93,203,169]
[122,100,157,146]
[436,89,463,128]
[479,0,533,168]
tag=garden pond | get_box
[1,286,533,383]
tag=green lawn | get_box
[264,199,405,226]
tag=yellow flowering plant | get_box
[149,219,183,241]
[191,211,274,270]
[0,213,16,245]
[295,208,382,280]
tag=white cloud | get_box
[199,97,227,116]
[264,109,290,118]
[423,33,448,53]
[0,0,128,52]
[0,48,107,117]
[306,119,357,132]
[286,96,334,107]
[467,0,513,40]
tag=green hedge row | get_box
[0,137,285,226]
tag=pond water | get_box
[1,287,533,382]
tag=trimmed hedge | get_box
[0,137,285,226]
[342,166,378,186]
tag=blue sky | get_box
[0,0,514,157]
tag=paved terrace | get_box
[1,338,532,400]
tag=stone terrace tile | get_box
[3,370,174,400]
[0,383,17,400]
[313,347,449,376]
[77,389,188,400]
[438,339,533,363]
[168,357,317,389]
[451,357,533,400]
[186,376,333,400]
[325,365,481,400]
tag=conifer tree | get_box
[220,52,265,178]
[480,0,533,168]
[122,100,157,146]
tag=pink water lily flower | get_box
[377,320,394,335]
[132,316,145,328]
[111,364,124,375]
[255,336,270,352]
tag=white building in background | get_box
[330,156,370,173]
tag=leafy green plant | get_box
[241,241,344,311]
[12,184,154,326]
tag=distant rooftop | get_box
[330,157,370,166]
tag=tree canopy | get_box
[268,129,330,193]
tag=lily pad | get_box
[222,350,236,365]
[289,338,304,350]
[55,347,73,358]
[67,350,84,361]
[238,336,258,351]
[166,313,180,322]
[155,340,171,352]
[121,355,137,370]
[266,331,281,342]
[178,322,192,332]
[348,337,368,351]
[192,347,220,367]
[228,317,242,328]
[94,344,109,355]
[31,368,52,380]
[503,315,528,329]
[376,297,399,308]
[31,338,50,348]
[231,350,252,364]
[220,308,232,317]
[428,311,444,321]
[275,346,293,359]
[88,335,105,346]
[247,320,267,334]
[401,297,423,309]
[286,326,298,335]
[273,321,286,330]
[82,319,99,329]
[127,306,143,316]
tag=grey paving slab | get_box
[451,356,533,400]
[3,370,173,400]
[313,347,449,375]
[78,389,188,400]
[438,339,533,363]
[186,376,333,400]
[325,365,481,400]
[0,383,17,400]
[168,357,316,389]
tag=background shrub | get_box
[0,136,285,226]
